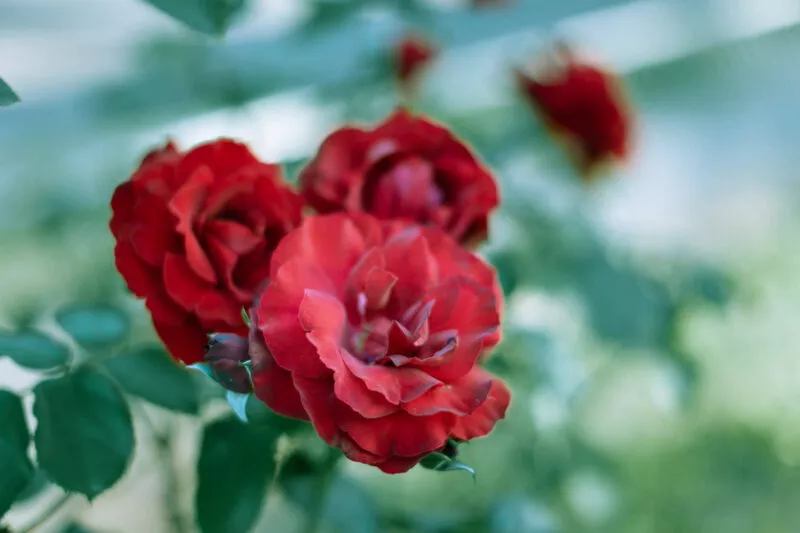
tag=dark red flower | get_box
[299,109,500,246]
[395,33,437,97]
[249,213,510,474]
[515,44,633,177]
[110,140,304,364]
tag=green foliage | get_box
[141,0,245,36]
[0,329,70,370]
[0,390,34,519]
[33,368,135,499]
[103,346,199,414]
[13,468,49,504]
[195,416,278,533]
[572,254,674,349]
[55,305,130,349]
[0,78,19,106]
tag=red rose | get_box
[515,44,632,177]
[299,109,500,246]
[110,140,303,364]
[249,213,510,474]
[395,33,437,97]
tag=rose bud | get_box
[299,108,499,247]
[515,43,633,179]
[395,33,438,98]
[204,333,251,393]
[249,213,511,474]
[110,139,304,364]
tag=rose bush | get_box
[299,109,500,246]
[249,213,510,473]
[515,44,632,176]
[110,139,304,364]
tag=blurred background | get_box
[2,0,800,531]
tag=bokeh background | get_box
[2,0,800,532]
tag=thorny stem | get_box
[16,492,71,533]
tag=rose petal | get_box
[250,323,309,420]
[450,373,511,440]
[114,241,158,298]
[152,317,209,365]
[382,227,439,307]
[270,215,367,289]
[340,348,441,404]
[163,253,216,312]
[310,332,398,419]
[402,368,493,416]
[206,220,261,254]
[292,376,342,446]
[298,290,347,337]
[339,409,456,458]
[260,309,329,379]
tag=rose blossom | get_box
[249,213,510,474]
[110,139,303,364]
[395,33,438,97]
[515,43,633,177]
[299,109,499,246]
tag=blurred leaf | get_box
[33,368,134,499]
[420,452,477,480]
[141,0,245,36]
[0,390,34,518]
[679,266,735,307]
[0,329,70,370]
[195,417,278,533]
[14,468,49,504]
[573,254,674,349]
[55,305,130,349]
[0,78,19,106]
[103,347,198,414]
[488,250,520,296]
[300,0,366,36]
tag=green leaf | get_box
[14,469,49,504]
[103,347,198,414]
[241,308,251,327]
[142,0,245,36]
[0,390,34,518]
[33,369,134,499]
[420,452,477,480]
[0,329,70,370]
[0,78,19,106]
[55,305,130,349]
[572,254,674,349]
[195,417,278,533]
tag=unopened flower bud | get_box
[204,333,251,393]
